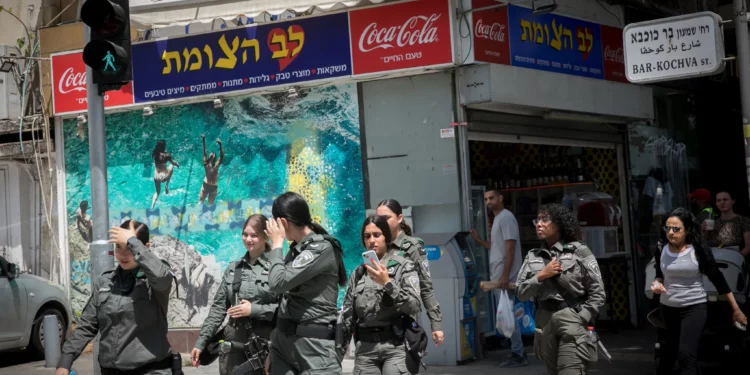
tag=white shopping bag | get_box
[495,289,515,338]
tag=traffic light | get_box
[80,0,132,90]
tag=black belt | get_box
[538,299,583,313]
[100,355,171,375]
[277,318,335,340]
[356,327,402,343]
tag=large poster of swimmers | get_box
[63,83,365,327]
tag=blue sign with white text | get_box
[131,13,352,103]
[507,6,604,80]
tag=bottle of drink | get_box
[587,326,596,343]
[513,165,521,189]
[653,186,667,216]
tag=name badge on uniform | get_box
[261,270,269,275]
[559,253,573,260]
[98,287,110,292]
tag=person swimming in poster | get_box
[76,200,93,243]
[151,140,180,208]
[199,135,224,205]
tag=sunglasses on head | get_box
[663,226,682,233]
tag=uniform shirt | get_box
[343,250,421,330]
[195,252,278,350]
[268,233,340,325]
[658,245,707,308]
[516,241,606,323]
[489,209,523,283]
[58,239,173,371]
[390,231,443,331]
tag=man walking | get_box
[472,188,527,367]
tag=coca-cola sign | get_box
[601,25,628,83]
[50,51,134,115]
[471,0,511,65]
[358,14,441,53]
[349,0,453,75]
[475,18,506,43]
[604,45,624,64]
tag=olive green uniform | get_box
[195,252,278,375]
[58,238,174,374]
[342,250,421,375]
[267,233,343,375]
[516,241,605,375]
[391,232,443,332]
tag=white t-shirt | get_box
[489,209,523,282]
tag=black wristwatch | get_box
[384,281,394,293]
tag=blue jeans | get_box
[494,289,525,356]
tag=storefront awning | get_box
[130,0,395,39]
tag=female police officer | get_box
[376,199,444,346]
[191,214,278,374]
[342,215,421,375]
[56,220,175,375]
[516,203,606,375]
[265,192,347,375]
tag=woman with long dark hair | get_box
[56,220,175,375]
[376,199,444,346]
[265,192,347,375]
[191,214,277,374]
[342,215,421,375]
[651,208,746,374]
[517,203,605,375]
[704,190,750,256]
[151,140,179,208]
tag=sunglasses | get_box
[663,226,683,234]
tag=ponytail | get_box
[400,222,412,236]
[308,222,329,235]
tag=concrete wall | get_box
[361,72,462,234]
[0,0,42,47]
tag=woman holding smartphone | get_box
[342,215,421,375]
[265,192,347,375]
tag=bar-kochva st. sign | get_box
[623,12,725,84]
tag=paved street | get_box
[0,328,658,375]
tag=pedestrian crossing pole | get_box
[734,0,750,201]
[84,23,112,375]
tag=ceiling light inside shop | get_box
[213,98,223,108]
[532,0,557,15]
[143,106,154,116]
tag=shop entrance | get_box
[466,131,636,341]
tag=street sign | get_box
[623,12,725,84]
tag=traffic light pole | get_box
[84,23,112,375]
[734,0,750,202]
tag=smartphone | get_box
[362,250,380,267]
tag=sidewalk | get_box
[0,328,656,375]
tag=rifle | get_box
[221,334,270,375]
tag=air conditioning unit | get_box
[0,45,23,121]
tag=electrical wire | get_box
[595,0,623,26]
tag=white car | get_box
[0,255,72,355]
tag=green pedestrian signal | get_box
[81,0,132,89]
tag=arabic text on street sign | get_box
[623,12,725,84]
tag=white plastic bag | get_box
[495,289,515,338]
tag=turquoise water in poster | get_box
[64,84,365,325]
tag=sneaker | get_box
[498,352,529,368]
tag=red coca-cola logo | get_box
[358,13,441,53]
[58,67,87,95]
[475,18,506,42]
[604,45,624,64]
